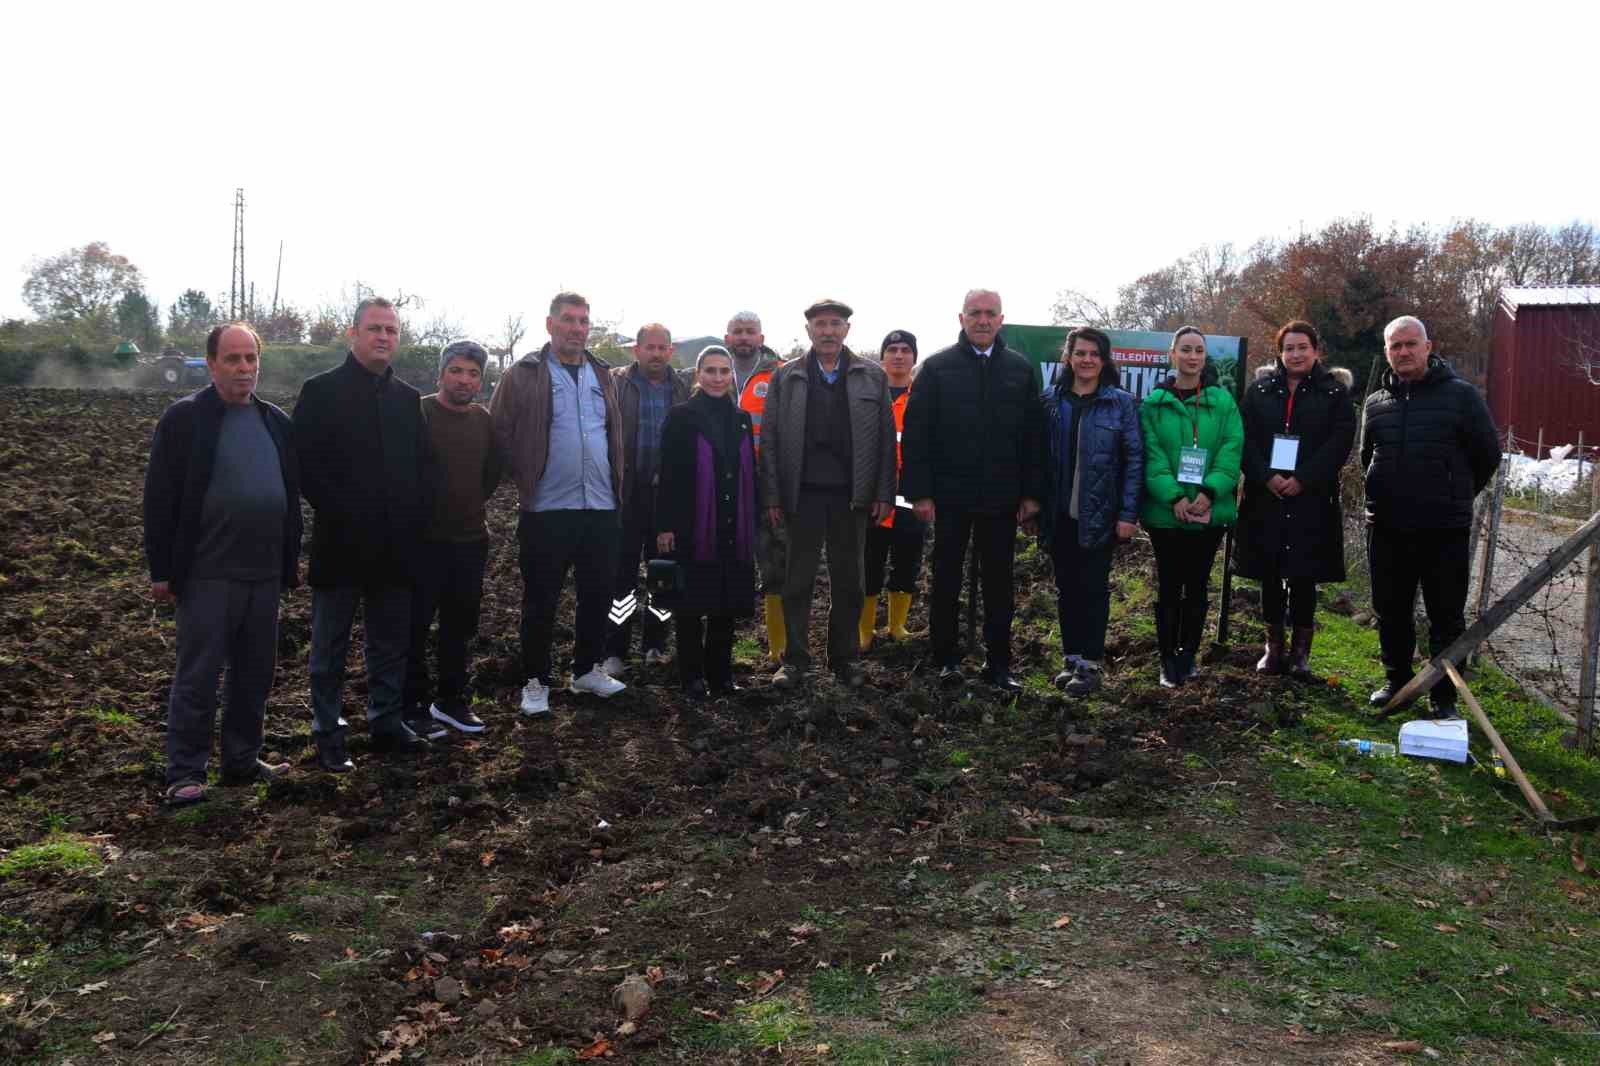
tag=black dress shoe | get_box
[979,667,1023,694]
[369,729,430,756]
[314,731,355,774]
[938,664,965,688]
[220,759,291,786]
[709,680,741,696]
[683,679,710,700]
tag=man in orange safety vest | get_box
[727,311,789,661]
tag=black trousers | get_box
[517,509,620,684]
[1260,574,1318,628]
[606,491,670,659]
[783,489,868,671]
[1368,526,1470,694]
[863,510,927,597]
[404,538,489,712]
[1147,526,1225,657]
[1049,517,1115,662]
[930,508,1018,670]
[677,614,736,687]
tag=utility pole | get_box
[271,240,284,319]
[230,188,246,321]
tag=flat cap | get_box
[804,298,854,320]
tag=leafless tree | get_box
[498,313,527,370]
[1049,288,1119,328]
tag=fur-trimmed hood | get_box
[1254,359,1353,390]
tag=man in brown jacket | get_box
[488,292,628,716]
[760,299,895,688]
[603,323,690,676]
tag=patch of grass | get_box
[221,1035,286,1066]
[253,903,309,928]
[898,976,980,1027]
[809,965,880,1017]
[825,1033,963,1065]
[681,998,812,1051]
[944,747,972,768]
[0,834,100,878]
[799,903,844,930]
[172,803,225,826]
[1200,609,1600,1061]
[88,706,136,726]
[733,636,765,662]
[511,1049,577,1066]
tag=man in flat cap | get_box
[758,300,895,688]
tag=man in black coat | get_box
[293,297,435,770]
[144,323,302,804]
[1362,315,1500,714]
[901,289,1045,691]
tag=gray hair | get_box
[727,311,762,331]
[1383,315,1429,344]
[353,296,396,328]
[438,339,488,375]
[962,288,1002,311]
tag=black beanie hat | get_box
[880,329,918,359]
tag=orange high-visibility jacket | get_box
[879,386,911,528]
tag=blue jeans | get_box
[309,583,411,737]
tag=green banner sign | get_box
[1002,325,1248,401]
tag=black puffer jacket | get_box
[1361,357,1500,531]
[1235,360,1356,582]
[901,331,1045,514]
[293,354,436,587]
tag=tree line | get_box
[1051,216,1600,389]
[0,242,537,375]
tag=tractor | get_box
[130,343,209,390]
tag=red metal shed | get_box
[1489,286,1600,454]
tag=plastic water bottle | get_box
[1338,739,1396,757]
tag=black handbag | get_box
[645,558,684,601]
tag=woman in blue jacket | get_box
[1038,327,1144,696]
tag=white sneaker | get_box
[519,679,550,717]
[570,665,626,699]
[600,655,627,678]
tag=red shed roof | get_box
[1501,285,1600,311]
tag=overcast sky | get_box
[3,1,1595,355]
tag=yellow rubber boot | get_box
[858,595,879,652]
[887,591,914,641]
[764,595,787,662]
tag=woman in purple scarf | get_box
[655,346,759,698]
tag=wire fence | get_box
[1469,433,1599,744]
[1329,431,1599,746]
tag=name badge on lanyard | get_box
[1178,446,1208,484]
[1270,435,1300,471]
[1271,385,1300,472]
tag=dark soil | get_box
[0,387,1315,1064]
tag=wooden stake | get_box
[1476,426,1513,617]
[1379,508,1600,717]
[1579,465,1600,752]
[1443,662,1553,823]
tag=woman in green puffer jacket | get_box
[1138,326,1244,688]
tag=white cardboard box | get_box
[1399,718,1470,763]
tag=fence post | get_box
[1535,427,1544,462]
[1477,425,1512,618]
[1580,431,1587,484]
[1577,465,1600,752]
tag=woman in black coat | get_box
[655,346,759,698]
[1235,320,1356,679]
